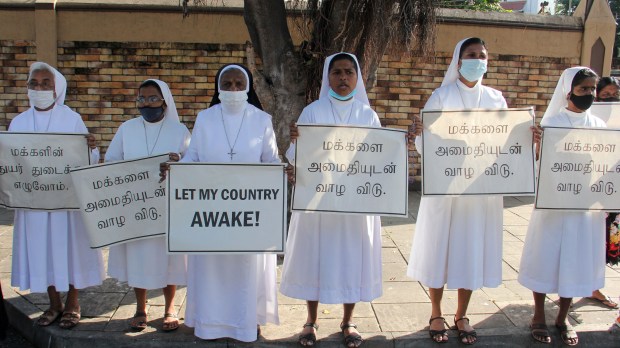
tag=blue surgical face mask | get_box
[139,106,165,122]
[329,88,357,101]
[459,59,487,83]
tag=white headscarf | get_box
[28,61,67,106]
[143,79,181,124]
[319,52,370,106]
[542,66,591,122]
[217,64,250,93]
[442,37,488,87]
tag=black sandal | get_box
[453,317,477,345]
[429,316,449,343]
[298,322,318,346]
[340,322,363,347]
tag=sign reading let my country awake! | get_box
[0,132,90,210]
[167,163,287,254]
[421,108,536,196]
[292,124,408,216]
[69,154,169,248]
[535,127,620,211]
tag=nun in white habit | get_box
[179,64,280,342]
[105,79,190,331]
[9,62,104,329]
[280,52,382,348]
[518,67,606,346]
[407,38,507,344]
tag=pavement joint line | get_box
[1,195,619,347]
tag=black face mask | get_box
[598,97,620,102]
[569,93,595,111]
[139,106,164,122]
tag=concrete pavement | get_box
[1,193,619,347]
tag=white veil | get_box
[319,52,370,106]
[143,79,181,124]
[542,66,591,122]
[28,62,67,106]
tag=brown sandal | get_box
[58,311,81,329]
[36,308,63,326]
[129,311,148,331]
[162,313,179,332]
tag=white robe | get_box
[279,97,383,303]
[105,116,191,289]
[9,105,105,292]
[518,109,606,297]
[407,80,508,290]
[182,103,280,342]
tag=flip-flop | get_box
[555,323,578,346]
[529,322,551,344]
[588,295,619,309]
[58,311,81,330]
[129,311,148,331]
[36,308,63,326]
[162,313,179,332]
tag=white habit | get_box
[105,80,190,289]
[10,104,105,292]
[280,96,384,303]
[105,89,191,289]
[518,67,606,297]
[182,103,280,342]
[407,78,508,290]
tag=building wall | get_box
[0,3,601,184]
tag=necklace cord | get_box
[221,107,247,160]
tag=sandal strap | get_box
[340,322,357,330]
[429,316,447,325]
[454,316,470,325]
[303,322,319,330]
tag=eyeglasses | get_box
[136,96,165,104]
[27,81,54,91]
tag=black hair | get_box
[328,53,358,73]
[459,38,486,59]
[596,76,620,94]
[571,68,598,89]
[139,80,164,96]
[210,64,263,110]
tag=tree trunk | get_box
[243,0,308,160]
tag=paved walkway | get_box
[1,193,619,347]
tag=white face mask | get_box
[219,90,248,106]
[27,89,56,109]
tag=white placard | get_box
[421,108,536,196]
[0,132,90,210]
[590,102,620,128]
[69,155,169,248]
[167,163,287,254]
[535,127,620,211]
[291,125,408,216]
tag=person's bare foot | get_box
[589,290,619,309]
